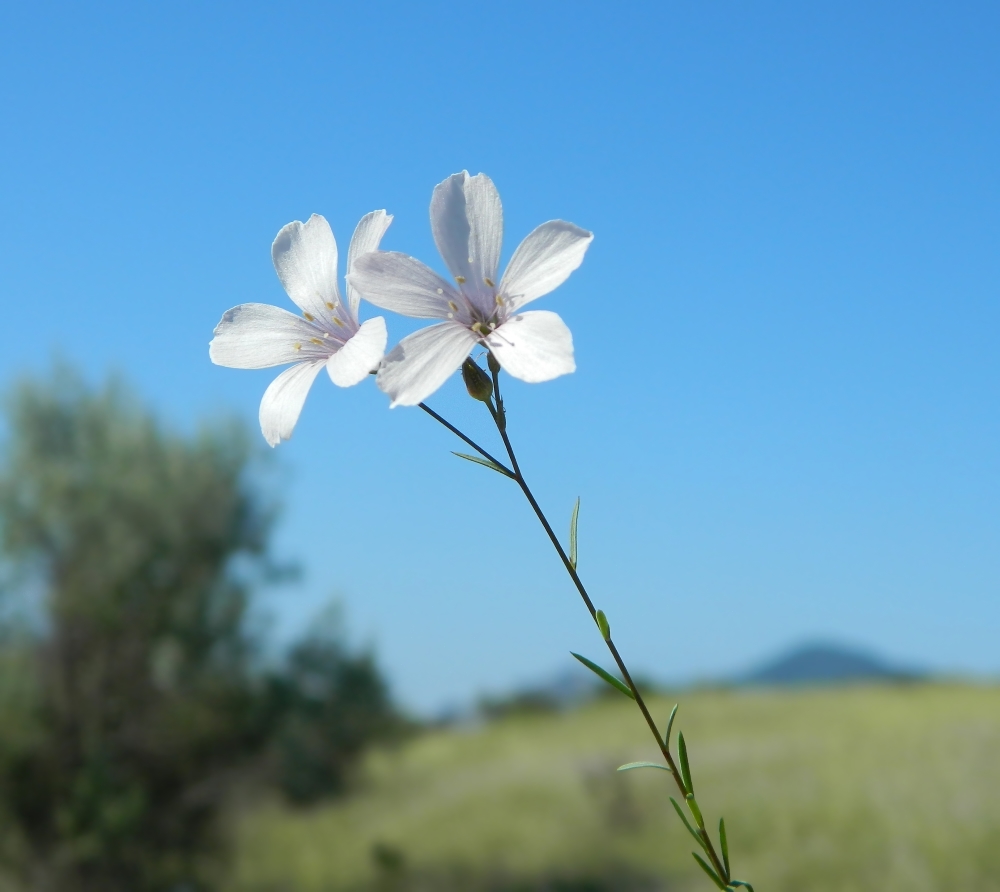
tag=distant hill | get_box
[740,642,924,686]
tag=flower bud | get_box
[487,351,501,375]
[461,358,493,402]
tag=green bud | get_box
[487,351,501,375]
[461,358,493,402]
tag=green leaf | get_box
[678,731,694,795]
[692,853,727,890]
[728,882,755,891]
[570,652,634,699]
[669,797,706,850]
[719,817,730,879]
[595,609,610,640]
[617,761,670,772]
[451,452,510,477]
[569,497,580,570]
[686,792,705,829]
[664,702,679,750]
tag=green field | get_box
[229,684,1000,892]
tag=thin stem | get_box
[418,402,515,478]
[415,388,734,888]
[486,402,732,886]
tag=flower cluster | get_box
[210,171,593,444]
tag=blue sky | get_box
[1,1,997,712]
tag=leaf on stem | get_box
[595,609,610,640]
[719,817,730,879]
[451,452,510,477]
[569,497,580,570]
[617,761,670,772]
[669,797,706,849]
[570,652,635,700]
[685,792,705,829]
[728,882,755,891]
[664,702,679,750]
[692,853,727,890]
[678,731,694,795]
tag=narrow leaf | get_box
[664,703,679,750]
[728,882,755,891]
[570,652,635,700]
[617,761,670,772]
[569,497,580,570]
[451,452,510,476]
[596,609,610,640]
[686,792,705,829]
[669,797,707,850]
[719,817,730,879]
[692,853,727,890]
[678,731,694,795]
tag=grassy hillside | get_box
[229,684,1000,892]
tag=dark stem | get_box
[485,399,732,886]
[415,390,733,887]
[418,402,514,478]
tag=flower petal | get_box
[326,316,388,387]
[499,221,593,311]
[376,322,479,407]
[349,251,459,319]
[346,210,393,316]
[258,360,325,447]
[430,171,503,290]
[485,310,575,383]
[272,214,344,322]
[210,303,323,369]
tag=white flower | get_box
[210,211,392,446]
[348,172,593,407]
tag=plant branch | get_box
[418,402,514,478]
[484,397,734,887]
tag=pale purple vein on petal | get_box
[258,361,326,447]
[376,322,479,407]
[430,172,503,291]
[210,304,323,369]
[326,316,388,387]
[499,221,593,312]
[349,251,460,319]
[272,214,343,322]
[485,310,575,383]
[346,210,393,316]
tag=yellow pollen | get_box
[303,311,314,321]
[310,337,322,345]
[495,295,503,305]
[326,301,335,309]
[448,301,458,312]
[484,277,494,287]
[294,342,302,351]
[455,275,466,284]
[333,317,344,326]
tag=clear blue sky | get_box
[1,1,997,712]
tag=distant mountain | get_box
[740,642,924,686]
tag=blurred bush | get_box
[0,367,401,892]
